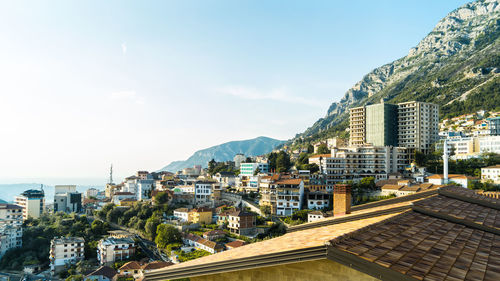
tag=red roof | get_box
[225,240,247,249]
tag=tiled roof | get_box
[484,165,500,169]
[376,179,400,187]
[427,174,476,180]
[86,266,117,279]
[228,210,255,217]
[381,184,402,191]
[225,240,247,249]
[174,208,189,213]
[119,261,142,270]
[274,178,302,185]
[146,186,500,281]
[309,154,331,159]
[142,261,174,270]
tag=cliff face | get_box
[298,0,500,141]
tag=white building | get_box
[173,208,190,222]
[427,174,475,188]
[273,178,304,216]
[85,188,99,198]
[0,204,23,259]
[479,136,500,154]
[398,101,439,154]
[97,237,135,265]
[194,181,214,204]
[54,185,82,214]
[240,163,269,176]
[50,237,85,274]
[137,179,154,200]
[481,165,500,184]
[15,189,45,220]
[324,146,409,183]
[307,211,331,223]
[112,192,136,205]
[307,193,330,210]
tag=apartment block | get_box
[325,146,409,183]
[50,237,85,274]
[274,178,304,216]
[349,106,366,147]
[0,204,23,259]
[227,210,256,236]
[15,189,45,220]
[349,101,439,155]
[97,237,136,265]
[398,101,439,154]
[239,163,269,176]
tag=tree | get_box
[155,224,182,249]
[260,205,271,217]
[208,159,217,175]
[276,151,291,173]
[253,167,261,176]
[316,143,329,154]
[145,216,161,240]
[307,144,314,154]
[154,192,170,205]
[414,151,426,167]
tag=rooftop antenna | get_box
[109,164,113,184]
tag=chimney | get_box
[333,184,351,216]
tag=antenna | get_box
[109,164,113,184]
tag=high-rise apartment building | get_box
[349,106,366,147]
[0,204,23,259]
[349,101,439,154]
[15,189,45,220]
[365,102,398,147]
[50,237,85,274]
[398,101,439,154]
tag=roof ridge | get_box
[438,187,500,211]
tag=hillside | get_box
[160,136,284,172]
[295,0,500,144]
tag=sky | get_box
[0,0,470,185]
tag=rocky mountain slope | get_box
[160,136,284,172]
[296,0,500,143]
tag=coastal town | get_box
[2,100,500,281]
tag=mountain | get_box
[160,136,285,172]
[296,0,500,143]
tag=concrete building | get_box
[274,178,304,216]
[0,204,23,259]
[97,237,135,265]
[398,101,439,154]
[365,102,398,147]
[15,189,45,220]
[173,208,190,222]
[481,165,500,184]
[488,117,500,136]
[227,210,256,236]
[349,101,439,155]
[479,136,500,154]
[349,106,366,147]
[427,174,476,188]
[137,179,154,200]
[50,237,85,274]
[194,181,215,204]
[307,211,331,223]
[325,146,409,183]
[239,163,269,176]
[85,188,99,198]
[54,185,82,214]
[233,154,246,169]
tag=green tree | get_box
[307,144,314,154]
[154,192,170,205]
[276,151,291,173]
[414,151,426,167]
[316,143,330,154]
[259,205,271,217]
[155,224,182,249]
[208,159,217,175]
[145,216,161,240]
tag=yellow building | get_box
[146,186,500,281]
[189,207,213,225]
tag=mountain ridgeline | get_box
[160,136,284,172]
[296,0,500,144]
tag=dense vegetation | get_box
[0,212,110,270]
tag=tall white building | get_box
[398,101,439,154]
[50,237,85,274]
[194,181,215,204]
[479,136,500,154]
[15,189,45,220]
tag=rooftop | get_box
[146,186,500,281]
[52,237,85,244]
[86,266,117,279]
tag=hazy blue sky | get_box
[0,0,469,184]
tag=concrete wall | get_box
[191,259,379,281]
